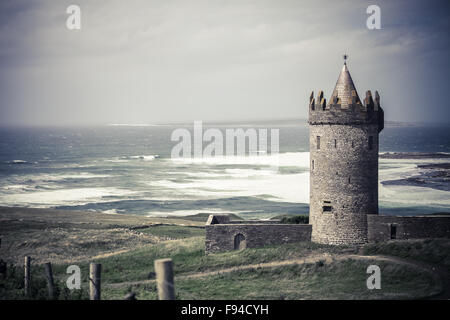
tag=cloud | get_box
[0,0,449,125]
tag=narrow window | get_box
[317,136,321,150]
[348,177,351,183]
[334,139,337,148]
[369,136,373,150]
[351,141,354,148]
[323,200,332,213]
[390,225,397,239]
[312,160,314,170]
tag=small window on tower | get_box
[317,136,321,150]
[369,136,373,150]
[323,200,332,212]
[334,139,337,148]
[390,225,397,239]
[312,160,314,170]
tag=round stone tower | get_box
[308,58,384,245]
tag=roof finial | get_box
[343,53,348,65]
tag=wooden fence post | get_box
[24,256,31,297]
[44,262,55,300]
[154,258,175,300]
[89,263,101,300]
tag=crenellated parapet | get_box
[308,89,384,132]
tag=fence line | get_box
[10,256,178,300]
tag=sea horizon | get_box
[1,118,450,129]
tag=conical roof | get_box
[330,63,361,108]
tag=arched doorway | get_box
[234,233,246,250]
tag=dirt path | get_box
[105,253,448,299]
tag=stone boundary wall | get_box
[205,224,312,253]
[226,220,281,224]
[204,214,450,253]
[367,215,450,242]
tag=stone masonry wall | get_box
[367,215,450,242]
[205,224,312,253]
[309,123,379,245]
[204,215,450,253]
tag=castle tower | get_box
[308,57,384,245]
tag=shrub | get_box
[279,215,309,224]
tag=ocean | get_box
[0,123,449,219]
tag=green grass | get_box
[272,214,309,224]
[0,263,89,300]
[2,251,440,300]
[46,238,345,286]
[102,259,439,300]
[361,238,450,268]
[139,225,205,239]
[2,222,447,300]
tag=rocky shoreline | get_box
[380,152,450,159]
[381,153,450,192]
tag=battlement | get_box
[308,90,384,132]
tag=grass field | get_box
[100,256,440,300]
[0,207,448,300]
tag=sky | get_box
[0,0,449,126]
